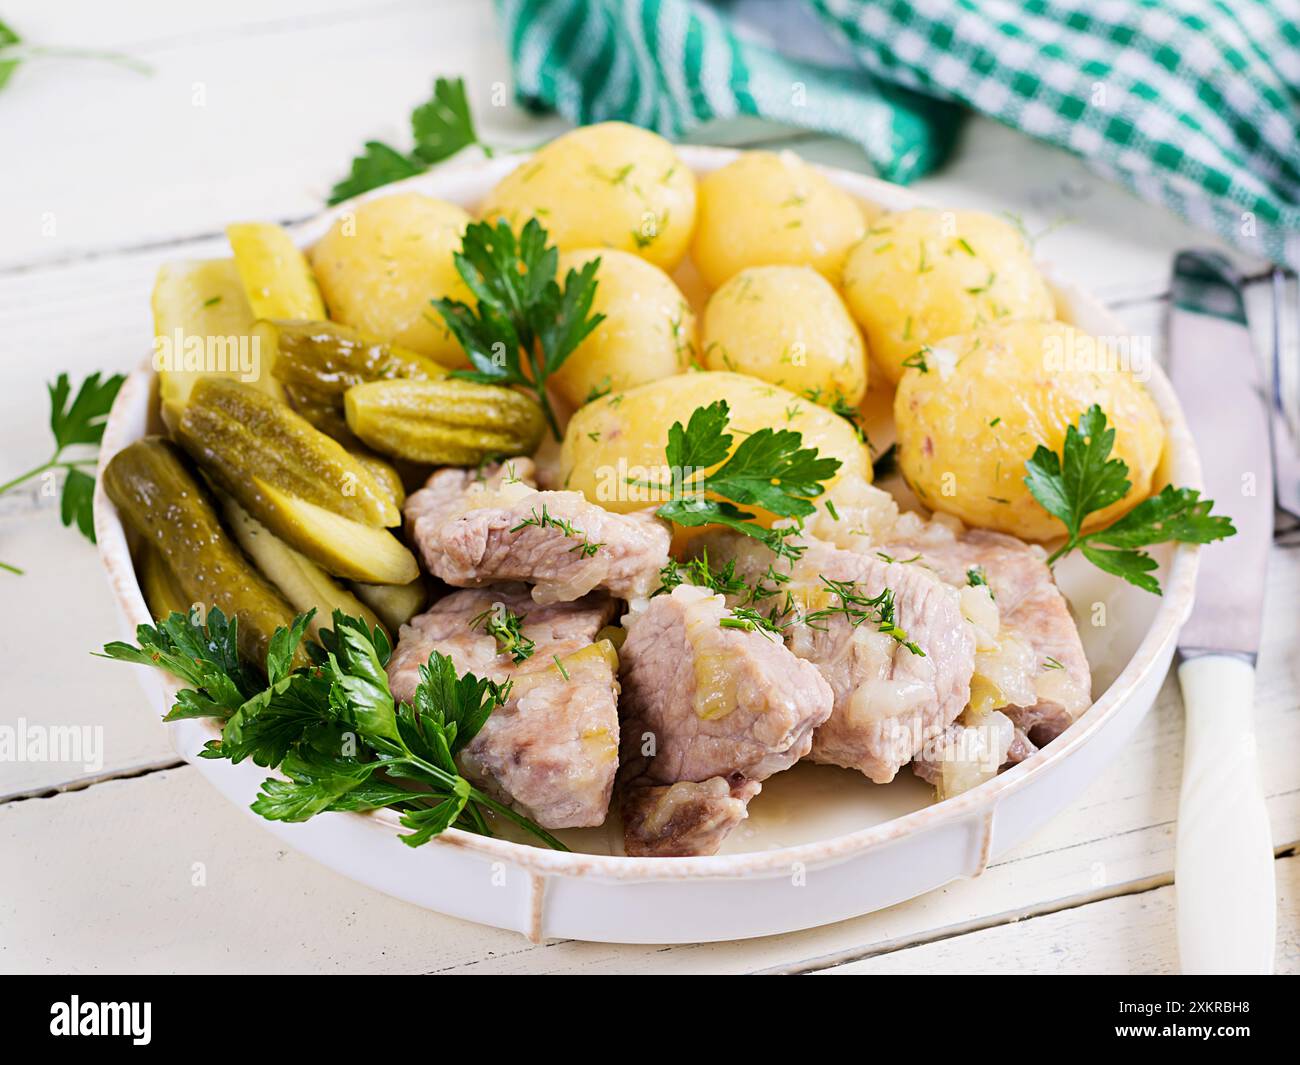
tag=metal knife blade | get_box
[1169,250,1272,660]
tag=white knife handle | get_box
[1175,654,1276,974]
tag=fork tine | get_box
[1271,268,1300,522]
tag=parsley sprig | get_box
[434,218,604,439]
[100,607,566,851]
[635,400,841,559]
[329,77,488,204]
[1024,405,1236,594]
[0,371,125,573]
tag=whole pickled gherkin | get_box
[176,377,418,585]
[283,381,354,444]
[265,319,445,396]
[103,436,305,669]
[344,379,546,465]
[139,546,194,622]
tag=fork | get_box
[1271,269,1300,541]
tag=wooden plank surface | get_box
[819,853,1300,975]
[0,0,1295,973]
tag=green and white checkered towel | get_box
[497,0,1300,269]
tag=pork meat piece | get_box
[619,584,834,786]
[404,460,671,604]
[694,531,976,784]
[880,521,1091,743]
[622,777,762,858]
[617,583,833,856]
[387,584,620,829]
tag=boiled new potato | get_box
[561,372,871,515]
[550,249,695,408]
[842,209,1055,384]
[310,193,472,366]
[702,266,867,405]
[894,320,1165,540]
[478,122,697,271]
[691,151,865,289]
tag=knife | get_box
[1168,250,1276,975]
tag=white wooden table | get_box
[1,0,1296,975]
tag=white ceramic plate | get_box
[94,146,1200,944]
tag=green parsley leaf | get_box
[435,218,604,438]
[1024,405,1235,593]
[410,77,481,165]
[329,77,487,204]
[100,607,566,852]
[641,400,840,557]
[328,141,425,205]
[0,18,22,92]
[2,370,126,568]
[49,371,124,450]
[59,467,96,541]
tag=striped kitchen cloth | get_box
[497,0,1300,269]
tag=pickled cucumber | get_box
[344,379,546,465]
[282,382,354,443]
[151,259,284,428]
[253,485,418,584]
[176,378,418,584]
[350,450,406,509]
[221,494,384,638]
[177,377,398,527]
[103,437,304,668]
[265,319,445,397]
[349,578,428,632]
[227,224,326,321]
[139,546,196,622]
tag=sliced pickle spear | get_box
[177,376,399,529]
[151,259,284,427]
[349,579,429,633]
[254,484,418,585]
[227,223,326,321]
[221,494,384,638]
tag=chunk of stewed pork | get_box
[692,531,976,784]
[617,584,833,856]
[879,522,1091,744]
[622,777,762,858]
[404,460,671,604]
[387,584,619,829]
[800,474,1091,745]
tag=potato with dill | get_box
[549,249,696,408]
[842,209,1055,385]
[477,122,697,271]
[894,320,1165,541]
[690,151,866,289]
[701,265,867,406]
[561,372,872,514]
[310,193,473,367]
